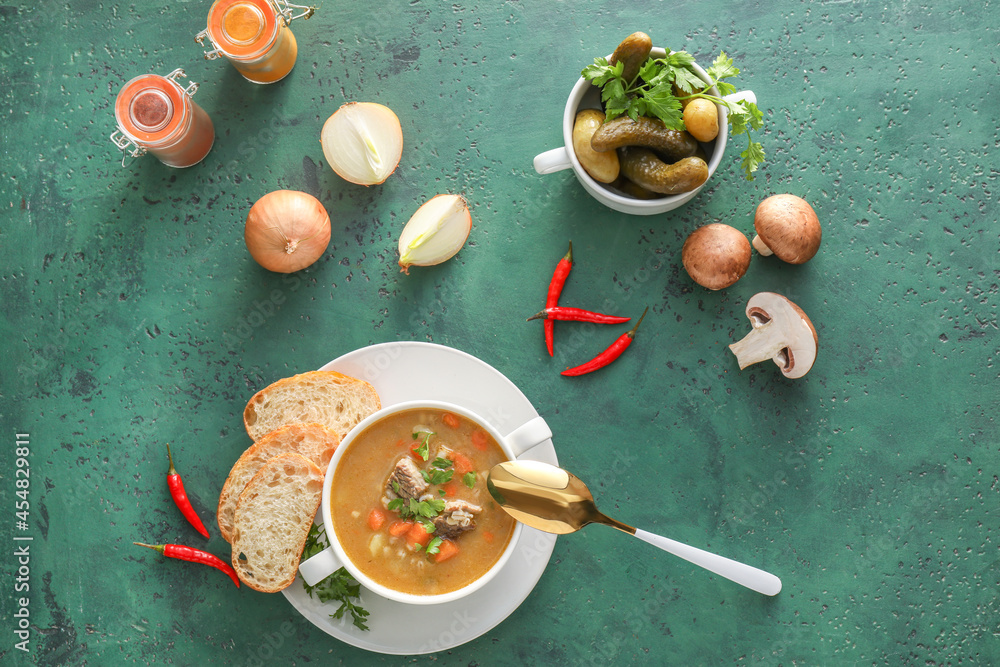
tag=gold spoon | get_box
[488,460,781,596]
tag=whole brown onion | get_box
[244,190,331,273]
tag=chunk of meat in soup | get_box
[385,457,428,502]
[433,499,482,539]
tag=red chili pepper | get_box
[134,542,240,588]
[544,241,573,356]
[527,307,631,325]
[166,444,210,539]
[561,307,649,376]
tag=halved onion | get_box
[321,102,403,186]
[397,194,472,274]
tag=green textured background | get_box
[2,0,998,664]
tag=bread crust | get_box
[217,422,339,543]
[243,370,381,442]
[230,452,323,593]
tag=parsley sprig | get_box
[411,430,434,461]
[422,536,443,555]
[387,495,445,531]
[421,457,454,485]
[301,525,370,631]
[582,50,765,180]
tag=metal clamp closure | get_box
[110,130,147,167]
[274,0,317,24]
[165,68,199,97]
[194,29,223,60]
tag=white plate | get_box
[280,342,558,655]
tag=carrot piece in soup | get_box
[482,530,494,543]
[389,520,413,537]
[442,412,460,429]
[441,482,458,497]
[434,539,459,563]
[406,522,434,548]
[471,430,489,451]
[450,452,474,475]
[368,508,387,531]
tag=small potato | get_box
[683,98,719,142]
[572,109,620,183]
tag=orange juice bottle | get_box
[196,0,316,84]
[110,69,215,168]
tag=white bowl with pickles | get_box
[533,33,763,215]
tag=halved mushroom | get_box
[728,292,817,379]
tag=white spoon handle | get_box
[633,529,782,596]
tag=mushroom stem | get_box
[728,324,787,370]
[751,234,773,256]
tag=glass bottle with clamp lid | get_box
[110,68,215,168]
[196,0,316,84]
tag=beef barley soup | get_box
[330,409,516,596]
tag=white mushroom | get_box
[728,292,817,379]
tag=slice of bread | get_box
[217,423,339,543]
[243,370,381,442]
[230,452,324,593]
